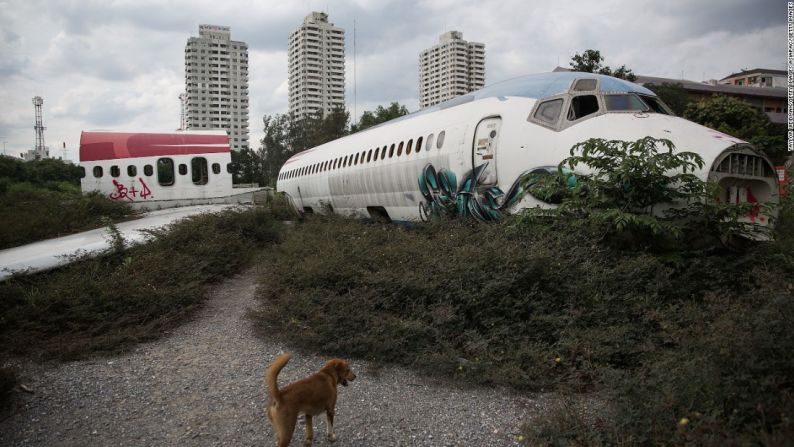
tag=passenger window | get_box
[212,163,221,174]
[110,165,120,177]
[381,146,387,160]
[367,149,372,162]
[568,95,599,120]
[192,157,208,185]
[389,144,395,158]
[78,166,86,178]
[158,158,175,186]
[127,165,137,177]
[354,153,360,165]
[437,131,445,149]
[178,164,188,175]
[534,99,564,125]
[226,163,233,174]
[93,166,103,178]
[144,164,153,176]
[416,136,423,152]
[406,139,413,155]
[374,147,380,160]
[397,142,403,157]
[426,134,434,151]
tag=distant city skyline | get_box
[0,0,785,161]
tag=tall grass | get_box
[250,214,794,443]
[0,208,280,361]
[0,156,133,249]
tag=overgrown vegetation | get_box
[0,155,132,249]
[524,137,767,248]
[684,95,787,164]
[251,138,792,443]
[0,208,280,362]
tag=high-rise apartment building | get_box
[288,12,345,120]
[419,31,485,109]
[185,25,249,151]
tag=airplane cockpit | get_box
[527,75,676,131]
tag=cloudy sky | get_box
[0,0,785,161]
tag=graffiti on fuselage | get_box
[109,177,154,202]
[418,162,533,222]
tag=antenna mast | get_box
[179,92,188,131]
[32,96,46,155]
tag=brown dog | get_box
[266,353,356,447]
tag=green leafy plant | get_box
[523,137,769,248]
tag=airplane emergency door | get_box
[472,117,501,186]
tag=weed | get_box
[251,212,794,443]
[0,208,281,360]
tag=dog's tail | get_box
[267,352,291,405]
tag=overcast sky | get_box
[0,0,785,161]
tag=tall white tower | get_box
[185,25,249,151]
[23,96,49,161]
[419,31,485,109]
[288,12,346,120]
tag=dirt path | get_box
[0,267,553,446]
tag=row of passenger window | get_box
[279,130,447,181]
[87,157,231,186]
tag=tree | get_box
[683,95,787,163]
[645,83,690,116]
[351,102,409,133]
[230,148,262,185]
[259,107,351,186]
[570,49,637,82]
[259,114,292,187]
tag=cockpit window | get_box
[567,95,599,121]
[573,79,597,91]
[639,95,673,115]
[604,94,649,112]
[533,99,564,125]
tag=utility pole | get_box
[178,93,188,131]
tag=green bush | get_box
[0,155,134,248]
[0,208,281,360]
[251,210,793,443]
[524,137,769,249]
[0,189,132,249]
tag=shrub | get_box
[251,212,793,443]
[0,189,132,249]
[0,208,281,360]
[523,137,769,249]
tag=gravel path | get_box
[0,267,555,446]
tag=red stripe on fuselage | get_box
[80,132,229,161]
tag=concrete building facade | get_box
[185,25,249,151]
[719,68,787,89]
[419,31,485,109]
[288,12,346,120]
